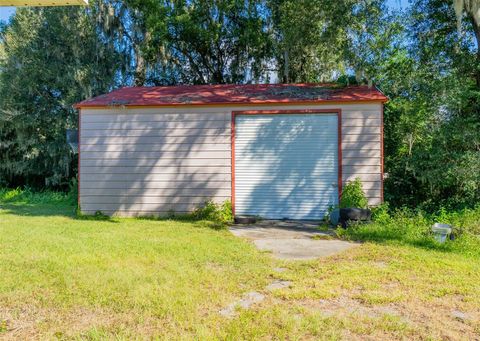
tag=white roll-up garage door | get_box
[234,113,339,220]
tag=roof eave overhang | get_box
[0,0,88,6]
[74,99,388,110]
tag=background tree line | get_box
[0,0,478,211]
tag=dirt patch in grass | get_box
[294,292,480,340]
[1,306,114,339]
[297,296,403,319]
[0,305,185,339]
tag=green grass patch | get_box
[1,188,479,339]
[0,188,272,339]
[0,187,73,205]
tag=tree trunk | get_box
[134,48,146,86]
[283,49,289,83]
[469,15,480,87]
[133,31,150,86]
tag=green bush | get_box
[339,178,368,208]
[385,116,480,211]
[191,200,233,225]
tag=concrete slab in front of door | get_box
[230,220,358,260]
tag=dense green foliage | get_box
[339,178,369,209]
[338,203,480,257]
[0,0,478,211]
[380,0,480,210]
[0,7,120,188]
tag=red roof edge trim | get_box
[74,83,388,109]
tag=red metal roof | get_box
[74,83,387,108]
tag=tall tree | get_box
[380,0,480,208]
[268,0,349,83]
[454,0,480,86]
[411,0,480,117]
[268,0,392,84]
[139,0,273,84]
[94,0,152,86]
[0,7,120,188]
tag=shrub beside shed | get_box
[74,83,387,220]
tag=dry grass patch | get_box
[231,243,480,340]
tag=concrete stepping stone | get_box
[451,310,471,322]
[272,267,287,273]
[219,291,265,318]
[266,280,291,291]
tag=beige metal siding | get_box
[79,102,382,216]
[80,111,231,216]
[341,105,382,205]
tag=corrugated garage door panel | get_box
[235,114,338,220]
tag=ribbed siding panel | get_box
[341,105,382,205]
[80,143,229,153]
[79,111,230,216]
[235,114,338,220]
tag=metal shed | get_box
[74,83,387,220]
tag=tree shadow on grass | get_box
[0,202,76,218]
[134,214,228,230]
[1,201,228,228]
[0,189,78,218]
[0,202,119,223]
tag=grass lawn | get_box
[1,191,479,340]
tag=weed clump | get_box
[336,204,480,257]
[192,200,233,225]
[340,178,368,209]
